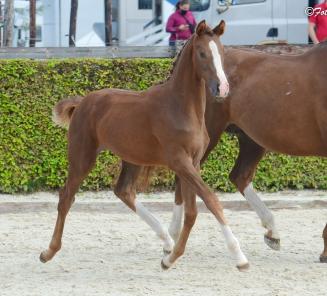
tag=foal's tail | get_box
[137,166,155,192]
[52,96,84,129]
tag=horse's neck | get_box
[170,43,206,122]
[224,48,264,87]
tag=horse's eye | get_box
[200,52,206,58]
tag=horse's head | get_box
[192,20,229,98]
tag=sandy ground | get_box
[0,191,326,296]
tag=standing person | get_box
[309,0,327,44]
[166,0,196,47]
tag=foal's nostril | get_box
[208,79,219,97]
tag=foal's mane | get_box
[163,28,214,84]
[164,39,191,83]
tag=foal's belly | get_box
[96,113,166,166]
[99,128,165,166]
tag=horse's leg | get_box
[162,180,197,269]
[163,155,248,270]
[168,176,184,243]
[114,161,174,254]
[40,134,97,263]
[229,133,280,250]
[320,224,327,263]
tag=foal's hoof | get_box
[319,255,327,263]
[161,255,173,270]
[264,234,280,251]
[161,259,170,270]
[39,249,55,263]
[237,262,250,272]
[39,251,49,263]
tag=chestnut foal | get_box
[40,21,249,270]
[119,44,327,263]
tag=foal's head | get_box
[192,20,229,98]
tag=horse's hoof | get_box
[319,255,327,263]
[161,259,170,270]
[237,262,250,271]
[39,251,48,263]
[264,234,280,251]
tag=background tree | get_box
[3,0,14,47]
[69,0,78,47]
[29,0,36,47]
[0,0,2,47]
[104,0,112,46]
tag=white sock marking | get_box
[168,203,184,241]
[220,225,248,267]
[135,200,174,252]
[244,183,279,238]
[208,40,229,98]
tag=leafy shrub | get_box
[0,58,326,193]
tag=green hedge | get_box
[0,58,326,193]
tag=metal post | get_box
[3,0,14,47]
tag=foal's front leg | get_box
[320,224,327,263]
[162,180,196,269]
[164,156,249,270]
[168,176,184,243]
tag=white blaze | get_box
[208,40,229,98]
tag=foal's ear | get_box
[196,20,207,36]
[213,20,226,36]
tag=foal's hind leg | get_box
[229,133,280,250]
[40,136,97,263]
[114,161,174,254]
[320,224,327,263]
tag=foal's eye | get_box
[200,52,206,58]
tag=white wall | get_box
[119,0,153,44]
[42,0,60,47]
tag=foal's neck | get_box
[170,41,206,122]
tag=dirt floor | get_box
[0,190,326,296]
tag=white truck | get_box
[161,0,315,45]
[39,0,317,47]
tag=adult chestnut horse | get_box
[40,21,250,271]
[118,43,327,263]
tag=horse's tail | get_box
[52,96,84,129]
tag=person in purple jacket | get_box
[166,0,197,46]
